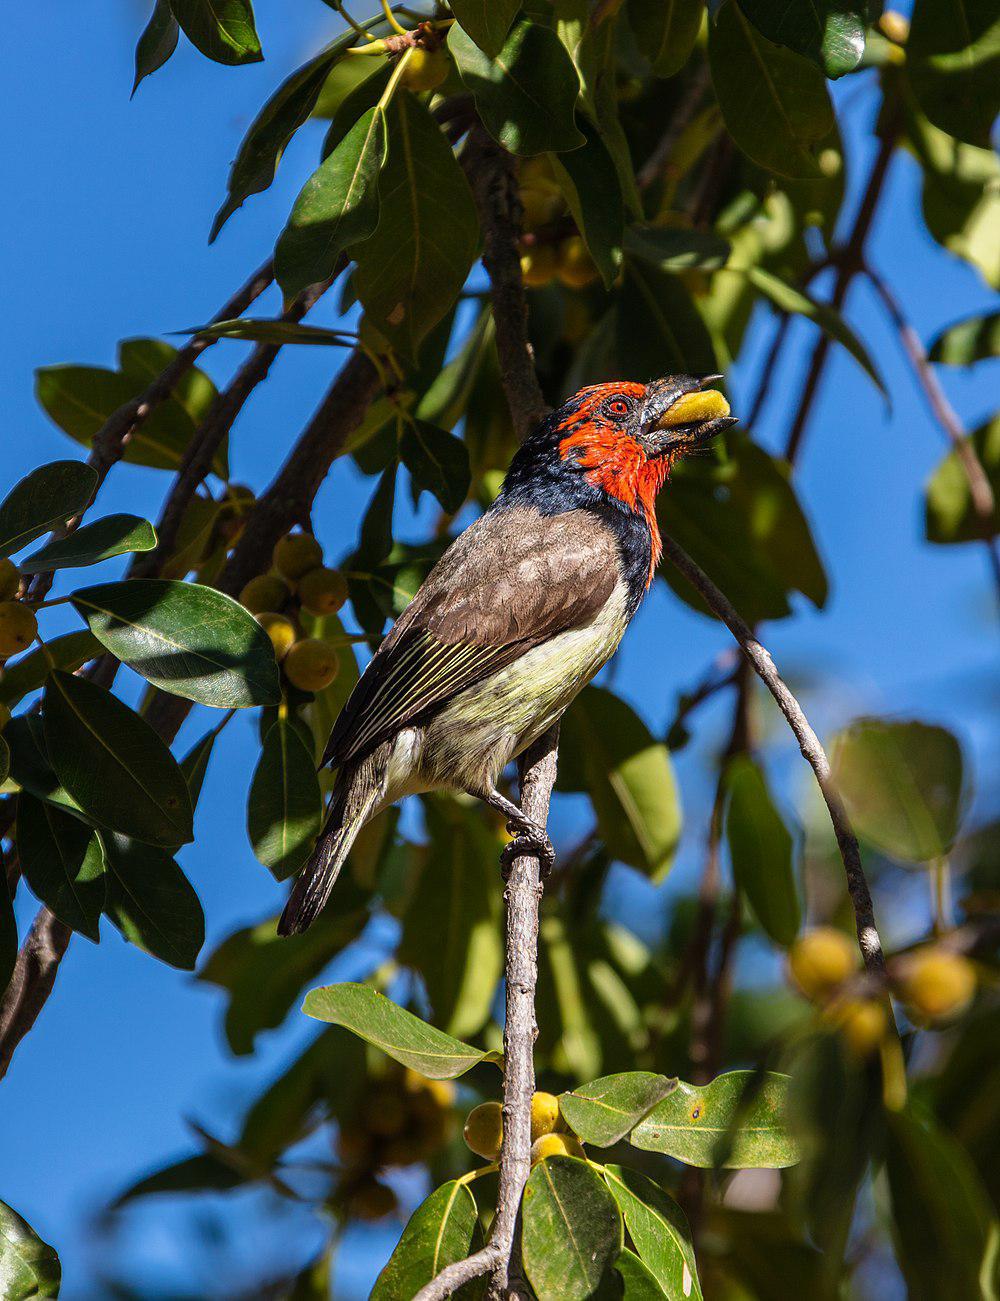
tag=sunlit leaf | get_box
[739,0,867,77]
[0,630,101,708]
[100,831,204,970]
[627,0,705,77]
[170,0,262,66]
[449,19,585,156]
[604,1165,702,1301]
[185,319,356,347]
[0,461,97,559]
[247,720,322,880]
[630,1071,800,1168]
[615,1248,669,1298]
[132,0,179,95]
[117,338,220,428]
[72,578,281,708]
[43,671,193,847]
[302,983,502,1077]
[559,1072,677,1146]
[925,415,999,544]
[16,795,105,941]
[522,1156,623,1301]
[18,514,156,573]
[625,227,732,272]
[371,1181,483,1300]
[448,0,519,58]
[0,1199,61,1299]
[725,756,800,947]
[709,1,834,178]
[831,717,967,863]
[928,311,1000,364]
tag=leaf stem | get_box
[380,0,407,35]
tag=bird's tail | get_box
[278,758,384,936]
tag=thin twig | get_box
[661,535,885,973]
[866,267,1000,607]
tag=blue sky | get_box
[1,3,996,1297]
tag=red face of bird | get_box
[555,374,736,514]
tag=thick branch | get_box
[461,126,547,441]
[0,908,71,1079]
[662,536,885,973]
[415,728,559,1301]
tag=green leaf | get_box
[885,1104,1000,1301]
[625,226,732,271]
[4,714,85,819]
[302,982,502,1078]
[709,1,834,178]
[630,1071,800,1168]
[169,0,262,66]
[185,319,356,347]
[399,421,471,515]
[743,264,885,393]
[908,0,1000,148]
[113,1153,245,1205]
[550,121,624,288]
[0,460,97,559]
[604,1166,702,1301]
[831,717,967,863]
[448,0,519,58]
[0,874,15,995]
[615,1248,668,1298]
[739,0,867,77]
[399,799,503,1039]
[449,20,585,156]
[211,42,350,240]
[724,756,800,947]
[929,311,1000,364]
[117,338,220,427]
[71,578,281,708]
[559,1072,677,1146]
[0,1199,61,1300]
[133,0,180,95]
[18,514,156,573]
[618,259,718,377]
[100,831,204,969]
[0,735,8,789]
[179,725,220,810]
[275,106,387,299]
[371,1180,483,1300]
[247,720,322,880]
[522,1156,623,1301]
[627,0,705,77]
[354,93,479,362]
[0,630,101,708]
[925,415,999,544]
[559,686,682,880]
[42,671,193,847]
[16,795,106,941]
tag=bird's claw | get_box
[500,824,555,880]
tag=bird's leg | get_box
[476,787,556,879]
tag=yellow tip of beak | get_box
[655,389,731,430]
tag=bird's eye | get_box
[607,398,630,417]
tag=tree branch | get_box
[0,907,71,1080]
[661,535,886,973]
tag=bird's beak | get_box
[640,374,738,458]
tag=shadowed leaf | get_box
[725,756,800,947]
[170,0,262,66]
[929,311,1000,364]
[522,1156,623,1301]
[100,831,204,970]
[739,0,867,77]
[247,720,322,880]
[17,795,105,941]
[448,0,519,57]
[604,1165,702,1300]
[19,514,156,573]
[0,630,101,708]
[371,1181,483,1300]
[0,461,97,559]
[400,421,471,515]
[132,0,179,95]
[627,0,705,78]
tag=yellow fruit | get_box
[256,613,297,661]
[530,1133,585,1164]
[530,1092,563,1143]
[298,567,349,617]
[656,389,732,429]
[556,236,600,290]
[879,10,909,43]
[520,245,559,288]
[350,1180,398,1221]
[0,702,10,733]
[520,185,564,230]
[0,559,19,601]
[832,998,887,1057]
[900,949,976,1021]
[273,532,323,582]
[788,928,857,1001]
[239,574,290,614]
[0,602,38,658]
[399,46,449,92]
[463,1102,503,1160]
[283,638,340,692]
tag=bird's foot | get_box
[500,821,555,880]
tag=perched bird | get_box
[279,374,735,935]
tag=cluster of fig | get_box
[0,560,37,664]
[788,927,977,1056]
[517,158,600,291]
[336,1067,454,1221]
[463,1091,584,1167]
[239,532,348,693]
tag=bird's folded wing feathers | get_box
[320,506,620,769]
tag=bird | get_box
[278,374,735,935]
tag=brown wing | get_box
[321,505,620,769]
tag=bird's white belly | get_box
[384,580,632,800]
